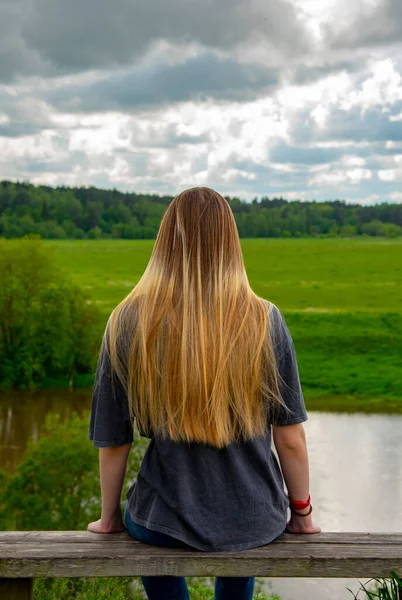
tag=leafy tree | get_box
[87,226,102,239]
[73,227,86,239]
[0,236,102,389]
[340,224,357,237]
[361,220,385,236]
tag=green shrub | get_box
[0,236,102,389]
[0,411,149,531]
[0,411,149,598]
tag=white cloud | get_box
[0,131,64,162]
[1,0,402,204]
[378,169,398,181]
[341,156,366,167]
[311,104,329,127]
[310,168,372,186]
[343,59,402,111]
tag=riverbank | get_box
[16,307,402,412]
[36,378,402,414]
[285,310,402,402]
[304,390,402,414]
[38,309,402,413]
[39,309,402,414]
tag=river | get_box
[1,391,401,600]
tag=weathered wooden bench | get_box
[1,532,402,599]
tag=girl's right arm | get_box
[273,423,321,534]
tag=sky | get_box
[1,0,402,204]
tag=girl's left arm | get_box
[87,443,132,534]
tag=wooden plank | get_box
[2,542,402,561]
[0,535,402,578]
[1,531,402,545]
[1,552,402,578]
[0,579,33,600]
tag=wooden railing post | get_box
[0,578,33,600]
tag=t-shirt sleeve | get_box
[88,339,134,448]
[269,304,308,427]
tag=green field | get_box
[48,238,402,412]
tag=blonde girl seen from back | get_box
[88,187,321,600]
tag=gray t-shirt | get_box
[88,302,308,551]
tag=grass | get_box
[348,571,402,598]
[45,238,402,412]
[48,238,402,313]
[34,577,279,599]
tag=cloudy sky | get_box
[1,0,402,203]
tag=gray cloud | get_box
[45,52,281,112]
[0,2,50,81]
[292,102,402,145]
[268,140,402,171]
[0,94,54,137]
[2,0,402,204]
[269,144,343,165]
[218,156,392,202]
[21,156,86,173]
[290,58,367,86]
[124,122,212,149]
[327,0,402,50]
[0,0,310,82]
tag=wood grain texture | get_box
[1,532,401,544]
[0,532,401,579]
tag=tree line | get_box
[1,180,402,239]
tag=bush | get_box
[73,228,86,239]
[87,226,102,239]
[0,412,150,599]
[0,236,102,389]
[0,411,149,531]
[0,413,98,530]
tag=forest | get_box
[1,180,402,239]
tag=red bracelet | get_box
[288,494,311,510]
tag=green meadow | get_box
[48,238,402,413]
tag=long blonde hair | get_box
[106,187,287,448]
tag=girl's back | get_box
[89,300,307,550]
[88,186,320,599]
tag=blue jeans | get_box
[124,501,285,600]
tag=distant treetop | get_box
[0,180,401,239]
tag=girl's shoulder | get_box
[260,298,293,361]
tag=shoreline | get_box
[305,392,402,414]
[2,383,401,415]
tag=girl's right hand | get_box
[286,509,321,534]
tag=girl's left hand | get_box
[87,516,126,534]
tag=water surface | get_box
[1,393,401,599]
[266,412,402,600]
[0,388,91,471]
